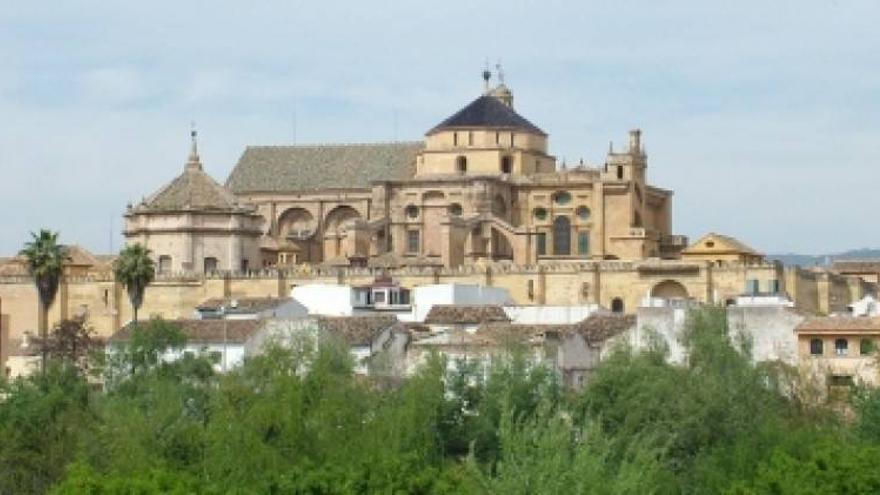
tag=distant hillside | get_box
[768,248,880,268]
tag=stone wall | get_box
[0,261,870,342]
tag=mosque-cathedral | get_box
[0,70,874,344]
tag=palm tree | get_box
[19,229,69,371]
[113,243,155,328]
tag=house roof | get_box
[110,319,263,344]
[196,297,291,314]
[681,232,762,256]
[476,313,636,344]
[226,142,424,194]
[427,95,546,136]
[424,305,511,325]
[795,316,880,333]
[313,315,398,346]
[832,260,880,274]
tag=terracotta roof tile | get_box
[424,305,511,325]
[110,319,262,344]
[226,142,423,194]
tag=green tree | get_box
[113,243,155,328]
[19,229,69,372]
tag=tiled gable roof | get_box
[795,316,880,333]
[313,315,398,346]
[111,319,263,344]
[226,142,423,194]
[682,232,761,256]
[424,305,511,325]
[427,95,546,136]
[196,297,290,314]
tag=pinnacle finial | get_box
[495,60,505,85]
[186,121,202,171]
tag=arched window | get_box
[835,338,849,356]
[617,165,623,180]
[553,216,571,255]
[810,338,824,356]
[405,205,420,219]
[611,297,625,313]
[203,257,218,273]
[501,156,513,174]
[456,156,467,173]
[158,255,172,274]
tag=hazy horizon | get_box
[2,1,878,256]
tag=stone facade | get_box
[225,82,681,269]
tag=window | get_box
[510,132,515,147]
[705,241,715,248]
[405,204,419,219]
[456,156,467,173]
[158,255,172,274]
[102,289,109,306]
[553,216,571,255]
[611,298,625,313]
[835,338,849,356]
[768,279,780,294]
[617,165,623,180]
[861,339,875,355]
[203,257,218,273]
[501,156,513,174]
[373,290,386,303]
[578,232,590,255]
[241,259,249,272]
[576,206,591,221]
[407,230,420,253]
[810,338,824,356]
[533,207,548,221]
[829,375,854,387]
[527,279,535,300]
[746,279,760,295]
[453,132,458,146]
[448,203,463,216]
[468,131,473,146]
[536,233,546,256]
[495,131,500,144]
[554,191,572,204]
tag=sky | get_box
[0,0,878,256]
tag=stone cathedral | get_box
[125,71,686,273]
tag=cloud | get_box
[0,0,878,255]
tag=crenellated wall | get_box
[0,261,872,343]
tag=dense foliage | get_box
[2,310,879,494]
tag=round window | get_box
[533,207,548,221]
[576,206,591,221]
[405,205,419,219]
[554,191,572,204]
[449,203,463,216]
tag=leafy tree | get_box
[45,317,99,376]
[19,229,69,372]
[113,243,155,328]
[0,365,93,495]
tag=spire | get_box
[186,122,202,171]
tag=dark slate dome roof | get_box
[427,95,546,136]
